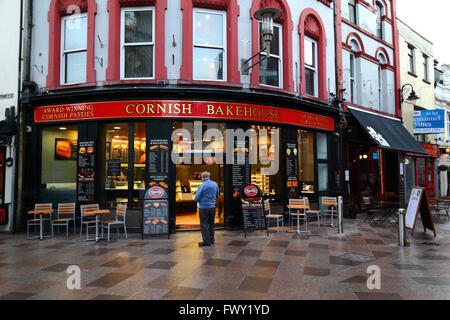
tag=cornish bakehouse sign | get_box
[34,100,335,131]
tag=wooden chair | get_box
[27,203,53,238]
[80,204,100,240]
[51,203,76,237]
[303,197,322,227]
[264,200,284,233]
[321,197,337,225]
[102,204,127,241]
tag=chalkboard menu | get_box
[148,139,169,174]
[232,139,250,199]
[107,160,121,177]
[240,184,268,237]
[285,141,299,199]
[405,187,436,236]
[77,140,96,202]
[142,184,169,237]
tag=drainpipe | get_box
[14,0,33,232]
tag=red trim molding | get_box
[298,8,327,101]
[180,0,240,85]
[356,0,376,13]
[316,0,334,7]
[375,47,391,65]
[46,0,97,90]
[336,0,343,102]
[346,32,365,53]
[344,102,401,119]
[250,0,294,93]
[391,0,401,118]
[105,0,167,83]
[342,18,394,49]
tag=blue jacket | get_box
[194,179,219,209]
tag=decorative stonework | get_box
[58,0,88,15]
[192,0,228,10]
[304,15,321,39]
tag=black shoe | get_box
[198,242,211,247]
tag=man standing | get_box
[194,171,219,247]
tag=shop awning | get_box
[349,107,427,155]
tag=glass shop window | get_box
[105,123,129,191]
[40,126,78,203]
[298,130,315,194]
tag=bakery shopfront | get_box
[26,99,338,233]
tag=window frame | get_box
[423,54,429,82]
[348,0,357,25]
[192,8,228,82]
[408,44,416,74]
[349,52,356,104]
[304,36,318,97]
[259,22,283,89]
[375,1,384,40]
[120,6,156,80]
[378,65,383,110]
[60,13,88,85]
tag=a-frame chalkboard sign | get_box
[240,184,268,237]
[142,184,170,239]
[405,187,436,237]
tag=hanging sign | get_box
[414,110,445,134]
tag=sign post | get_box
[240,184,268,237]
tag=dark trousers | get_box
[199,208,215,244]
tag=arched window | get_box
[180,0,240,85]
[299,9,327,100]
[376,1,384,40]
[250,0,294,92]
[47,0,97,89]
[106,0,167,83]
[349,39,362,105]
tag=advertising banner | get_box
[413,110,445,134]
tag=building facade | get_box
[21,0,344,233]
[338,0,425,210]
[0,0,25,232]
[397,18,439,199]
[436,64,450,195]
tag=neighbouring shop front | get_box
[24,98,340,233]
[344,107,427,210]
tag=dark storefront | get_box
[22,90,340,233]
[344,107,427,209]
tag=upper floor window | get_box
[349,53,356,104]
[259,22,282,88]
[304,37,318,97]
[376,1,384,40]
[408,45,415,74]
[120,7,155,80]
[61,14,87,85]
[348,0,357,24]
[193,9,227,81]
[423,54,429,82]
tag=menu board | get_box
[77,140,96,202]
[232,139,251,199]
[107,160,121,177]
[405,187,436,236]
[148,139,169,174]
[142,185,169,237]
[240,184,268,237]
[285,141,299,199]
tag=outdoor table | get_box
[287,204,310,235]
[26,209,54,240]
[82,209,110,242]
[377,201,401,225]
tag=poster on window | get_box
[55,138,77,160]
[285,141,299,199]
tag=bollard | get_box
[397,208,405,246]
[337,196,344,234]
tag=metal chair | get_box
[362,197,383,225]
[101,204,127,241]
[80,204,100,240]
[321,197,337,226]
[27,203,53,238]
[51,203,76,237]
[264,199,284,233]
[437,197,450,221]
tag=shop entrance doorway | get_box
[173,122,225,230]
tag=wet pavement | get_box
[0,215,449,300]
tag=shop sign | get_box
[414,110,445,134]
[142,183,169,237]
[366,126,390,147]
[0,205,8,226]
[34,100,335,132]
[418,143,439,158]
[240,184,268,237]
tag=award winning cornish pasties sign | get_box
[34,100,335,131]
